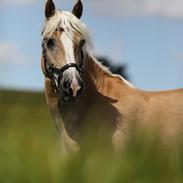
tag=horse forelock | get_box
[42,10,91,46]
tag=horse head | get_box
[42,0,89,103]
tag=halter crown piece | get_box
[42,39,85,93]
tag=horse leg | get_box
[45,78,80,155]
[112,123,128,153]
[45,78,63,132]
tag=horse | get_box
[41,0,183,154]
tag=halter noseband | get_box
[42,39,84,93]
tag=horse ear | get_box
[45,0,56,19]
[72,0,83,19]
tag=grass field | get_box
[0,89,183,183]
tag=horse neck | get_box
[58,55,133,142]
[83,54,131,96]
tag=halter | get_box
[42,39,84,93]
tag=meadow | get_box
[0,90,183,183]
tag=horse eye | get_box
[47,38,55,49]
[56,27,64,32]
[80,39,85,47]
[59,27,64,32]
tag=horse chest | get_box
[59,99,120,144]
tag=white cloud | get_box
[1,0,183,19]
[176,53,183,63]
[0,42,27,64]
[0,0,38,5]
[1,0,68,5]
[88,0,183,19]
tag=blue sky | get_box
[0,0,183,91]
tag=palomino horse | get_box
[41,0,183,153]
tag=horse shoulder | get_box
[109,76,145,122]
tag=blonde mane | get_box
[42,10,133,88]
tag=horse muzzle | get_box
[59,72,83,103]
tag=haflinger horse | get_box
[41,0,183,154]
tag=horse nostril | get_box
[77,86,83,95]
[79,80,84,89]
[62,80,70,90]
[69,87,73,94]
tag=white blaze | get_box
[60,32,75,64]
[60,32,81,97]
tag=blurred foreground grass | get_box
[0,89,183,183]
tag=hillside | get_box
[0,90,183,183]
[0,90,60,182]
[0,89,51,124]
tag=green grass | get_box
[0,89,183,183]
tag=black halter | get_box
[42,39,84,93]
